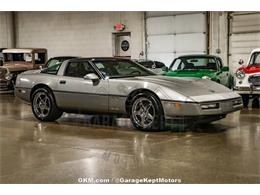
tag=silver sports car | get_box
[15,57,243,131]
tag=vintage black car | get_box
[137,60,166,74]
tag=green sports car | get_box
[164,55,233,88]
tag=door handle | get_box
[59,80,66,84]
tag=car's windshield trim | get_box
[41,65,62,75]
[108,74,152,79]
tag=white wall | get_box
[15,12,145,59]
[209,12,229,65]
[0,12,14,48]
[0,11,235,67]
[146,12,208,65]
[229,12,260,73]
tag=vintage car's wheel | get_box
[241,94,249,108]
[31,88,63,122]
[130,92,165,131]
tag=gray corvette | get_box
[15,57,243,131]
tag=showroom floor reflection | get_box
[0,94,260,183]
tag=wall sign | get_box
[121,40,130,51]
[114,23,125,31]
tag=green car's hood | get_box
[165,69,217,78]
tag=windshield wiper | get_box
[109,74,150,79]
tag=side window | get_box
[254,53,260,64]
[34,53,46,64]
[64,62,96,78]
[24,53,32,62]
[217,58,223,68]
[155,61,165,68]
[170,58,182,70]
[249,52,260,65]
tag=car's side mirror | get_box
[221,66,229,71]
[0,59,3,66]
[238,59,244,65]
[162,66,169,72]
[84,73,99,81]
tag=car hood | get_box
[165,69,216,78]
[21,69,42,75]
[3,62,34,72]
[132,76,239,102]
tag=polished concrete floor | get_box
[0,94,260,184]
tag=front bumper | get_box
[162,97,243,119]
[233,86,260,94]
[0,79,13,92]
[14,87,31,102]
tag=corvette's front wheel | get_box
[32,88,63,122]
[130,92,165,131]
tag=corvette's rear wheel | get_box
[32,88,63,121]
[130,92,165,131]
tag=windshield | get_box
[93,59,155,78]
[4,53,32,63]
[249,52,260,66]
[170,56,218,71]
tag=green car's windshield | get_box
[93,59,155,78]
[170,56,218,71]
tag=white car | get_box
[234,48,260,108]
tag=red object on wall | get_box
[114,23,125,31]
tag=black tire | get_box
[129,92,165,131]
[228,76,234,89]
[241,94,249,108]
[31,88,63,122]
[7,81,14,91]
[252,95,260,108]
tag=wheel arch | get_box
[125,88,164,115]
[30,84,54,101]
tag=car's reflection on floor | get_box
[1,94,260,184]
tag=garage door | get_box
[146,12,208,66]
[229,12,260,73]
